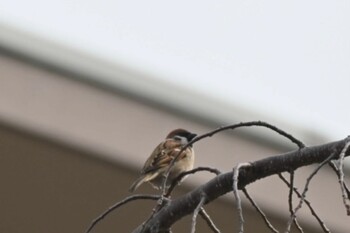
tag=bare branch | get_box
[132,138,349,233]
[328,161,350,198]
[287,171,304,233]
[336,141,350,215]
[242,188,279,233]
[85,194,161,233]
[143,167,221,232]
[233,163,250,233]
[285,148,340,232]
[191,194,206,233]
[140,197,169,232]
[198,208,221,233]
[165,167,221,197]
[287,171,295,228]
[278,174,330,233]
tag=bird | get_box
[129,128,197,192]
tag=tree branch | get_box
[132,137,350,233]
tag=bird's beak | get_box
[188,133,197,141]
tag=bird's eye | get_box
[173,136,189,145]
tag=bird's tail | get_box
[129,172,159,192]
[129,175,146,192]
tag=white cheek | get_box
[181,137,188,145]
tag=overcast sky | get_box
[0,0,349,142]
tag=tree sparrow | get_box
[129,129,197,192]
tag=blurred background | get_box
[0,1,349,232]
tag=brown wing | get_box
[141,140,185,174]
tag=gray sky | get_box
[0,0,349,141]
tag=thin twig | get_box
[85,194,161,233]
[287,171,304,233]
[292,216,304,232]
[287,171,295,220]
[284,149,338,233]
[336,141,350,215]
[328,161,350,198]
[278,174,330,233]
[191,195,206,233]
[233,163,250,233]
[199,208,221,233]
[233,166,243,233]
[242,188,279,233]
[165,167,221,197]
[161,121,305,195]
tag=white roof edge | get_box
[0,23,327,148]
